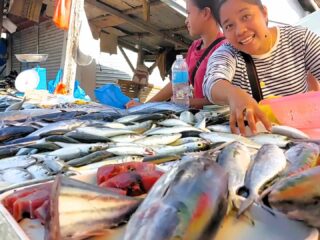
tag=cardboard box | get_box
[9,0,43,22]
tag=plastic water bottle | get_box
[171,55,190,107]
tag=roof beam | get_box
[86,0,189,48]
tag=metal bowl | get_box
[15,54,48,63]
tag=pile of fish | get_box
[1,95,320,239]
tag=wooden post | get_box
[142,0,150,22]
[62,0,82,95]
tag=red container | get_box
[261,92,320,139]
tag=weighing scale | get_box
[14,54,48,92]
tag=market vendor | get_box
[203,0,320,135]
[126,0,226,109]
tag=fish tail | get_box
[237,194,256,218]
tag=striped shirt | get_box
[203,26,320,103]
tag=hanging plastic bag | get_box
[53,0,72,30]
[76,8,100,66]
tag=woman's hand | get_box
[126,100,142,109]
[228,86,271,135]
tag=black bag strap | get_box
[190,37,225,86]
[240,51,263,102]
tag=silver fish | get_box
[271,125,309,139]
[249,133,290,148]
[67,150,114,167]
[4,97,26,112]
[134,134,182,146]
[27,119,86,137]
[69,127,134,138]
[238,144,287,216]
[0,109,60,121]
[153,141,208,156]
[27,164,52,179]
[110,134,145,143]
[47,143,108,161]
[200,132,261,149]
[179,110,195,124]
[76,155,144,171]
[207,124,231,133]
[1,168,33,184]
[169,137,203,146]
[158,119,191,127]
[0,156,37,170]
[124,120,153,134]
[146,126,202,136]
[106,146,155,156]
[217,142,252,200]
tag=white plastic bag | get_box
[76,8,100,66]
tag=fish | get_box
[67,150,114,167]
[16,148,38,156]
[47,176,141,240]
[153,141,208,156]
[0,109,60,121]
[45,135,81,143]
[116,113,165,123]
[124,157,229,240]
[127,102,187,115]
[158,119,191,127]
[283,142,319,176]
[217,142,252,203]
[47,143,109,161]
[238,144,287,217]
[109,134,145,143]
[271,125,309,139]
[143,155,180,164]
[169,137,203,146]
[200,132,261,149]
[106,146,155,156]
[249,133,291,148]
[1,168,33,184]
[267,166,320,228]
[27,120,87,137]
[146,126,202,136]
[4,96,26,112]
[0,155,37,170]
[124,120,153,134]
[207,124,231,133]
[76,156,144,171]
[67,126,134,138]
[0,126,36,142]
[179,110,195,124]
[134,134,182,146]
[27,164,52,179]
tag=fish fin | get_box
[260,204,276,217]
[237,195,256,218]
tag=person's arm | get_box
[304,28,320,83]
[210,80,271,135]
[189,98,211,109]
[147,82,173,102]
[307,72,320,91]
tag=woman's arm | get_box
[189,98,211,109]
[210,80,271,135]
[307,72,320,91]
[147,82,173,102]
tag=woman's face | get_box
[185,0,206,37]
[219,0,270,55]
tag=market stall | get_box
[0,0,320,240]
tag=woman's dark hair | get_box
[191,0,217,17]
[212,0,264,25]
